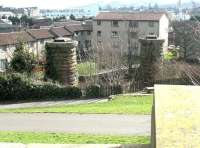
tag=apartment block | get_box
[92,12,169,55]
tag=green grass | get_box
[0,131,149,144]
[0,95,153,114]
[77,62,96,76]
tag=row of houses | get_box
[0,11,170,72]
[0,22,93,71]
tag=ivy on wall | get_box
[45,43,77,85]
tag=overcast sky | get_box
[0,0,194,9]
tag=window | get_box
[85,40,91,48]
[112,41,120,49]
[78,41,81,47]
[97,31,101,37]
[29,42,34,48]
[129,42,139,51]
[129,21,138,28]
[40,39,44,44]
[97,20,101,25]
[81,31,84,36]
[112,31,119,37]
[0,47,6,52]
[87,31,91,35]
[0,59,7,71]
[112,20,119,27]
[75,31,79,36]
[97,41,102,47]
[130,32,138,38]
[98,41,102,44]
[149,21,154,27]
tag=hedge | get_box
[85,84,123,98]
[86,84,101,98]
[0,73,82,101]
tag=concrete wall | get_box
[152,85,200,147]
[35,38,53,60]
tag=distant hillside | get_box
[77,0,200,12]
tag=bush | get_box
[111,85,123,95]
[65,87,82,99]
[10,42,36,74]
[86,84,101,98]
[0,73,82,101]
[0,73,31,100]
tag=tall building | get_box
[92,12,169,55]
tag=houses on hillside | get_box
[0,12,170,72]
[0,22,93,71]
[0,31,35,72]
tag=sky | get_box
[0,0,195,9]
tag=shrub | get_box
[0,73,31,100]
[10,42,36,74]
[0,73,82,101]
[65,87,82,98]
[86,84,101,98]
[111,85,123,95]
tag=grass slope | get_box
[0,131,150,144]
[0,95,153,114]
[77,62,96,76]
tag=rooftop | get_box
[50,27,72,37]
[27,28,54,40]
[95,12,167,21]
[0,31,35,46]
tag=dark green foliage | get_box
[44,44,58,81]
[0,73,30,100]
[70,14,76,20]
[86,85,101,98]
[10,42,36,74]
[8,16,20,25]
[137,40,163,88]
[20,15,33,26]
[8,15,33,26]
[111,85,123,95]
[86,84,123,98]
[53,16,66,22]
[190,16,200,21]
[0,73,82,101]
[65,87,82,99]
[172,20,198,60]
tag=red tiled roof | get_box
[65,24,83,32]
[50,27,72,37]
[65,24,92,33]
[27,28,54,40]
[95,12,166,21]
[0,31,35,46]
[54,21,82,27]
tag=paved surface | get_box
[154,85,200,147]
[0,113,150,135]
[0,143,120,148]
[0,143,150,148]
[0,99,108,109]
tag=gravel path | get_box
[0,113,151,136]
[0,99,108,109]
